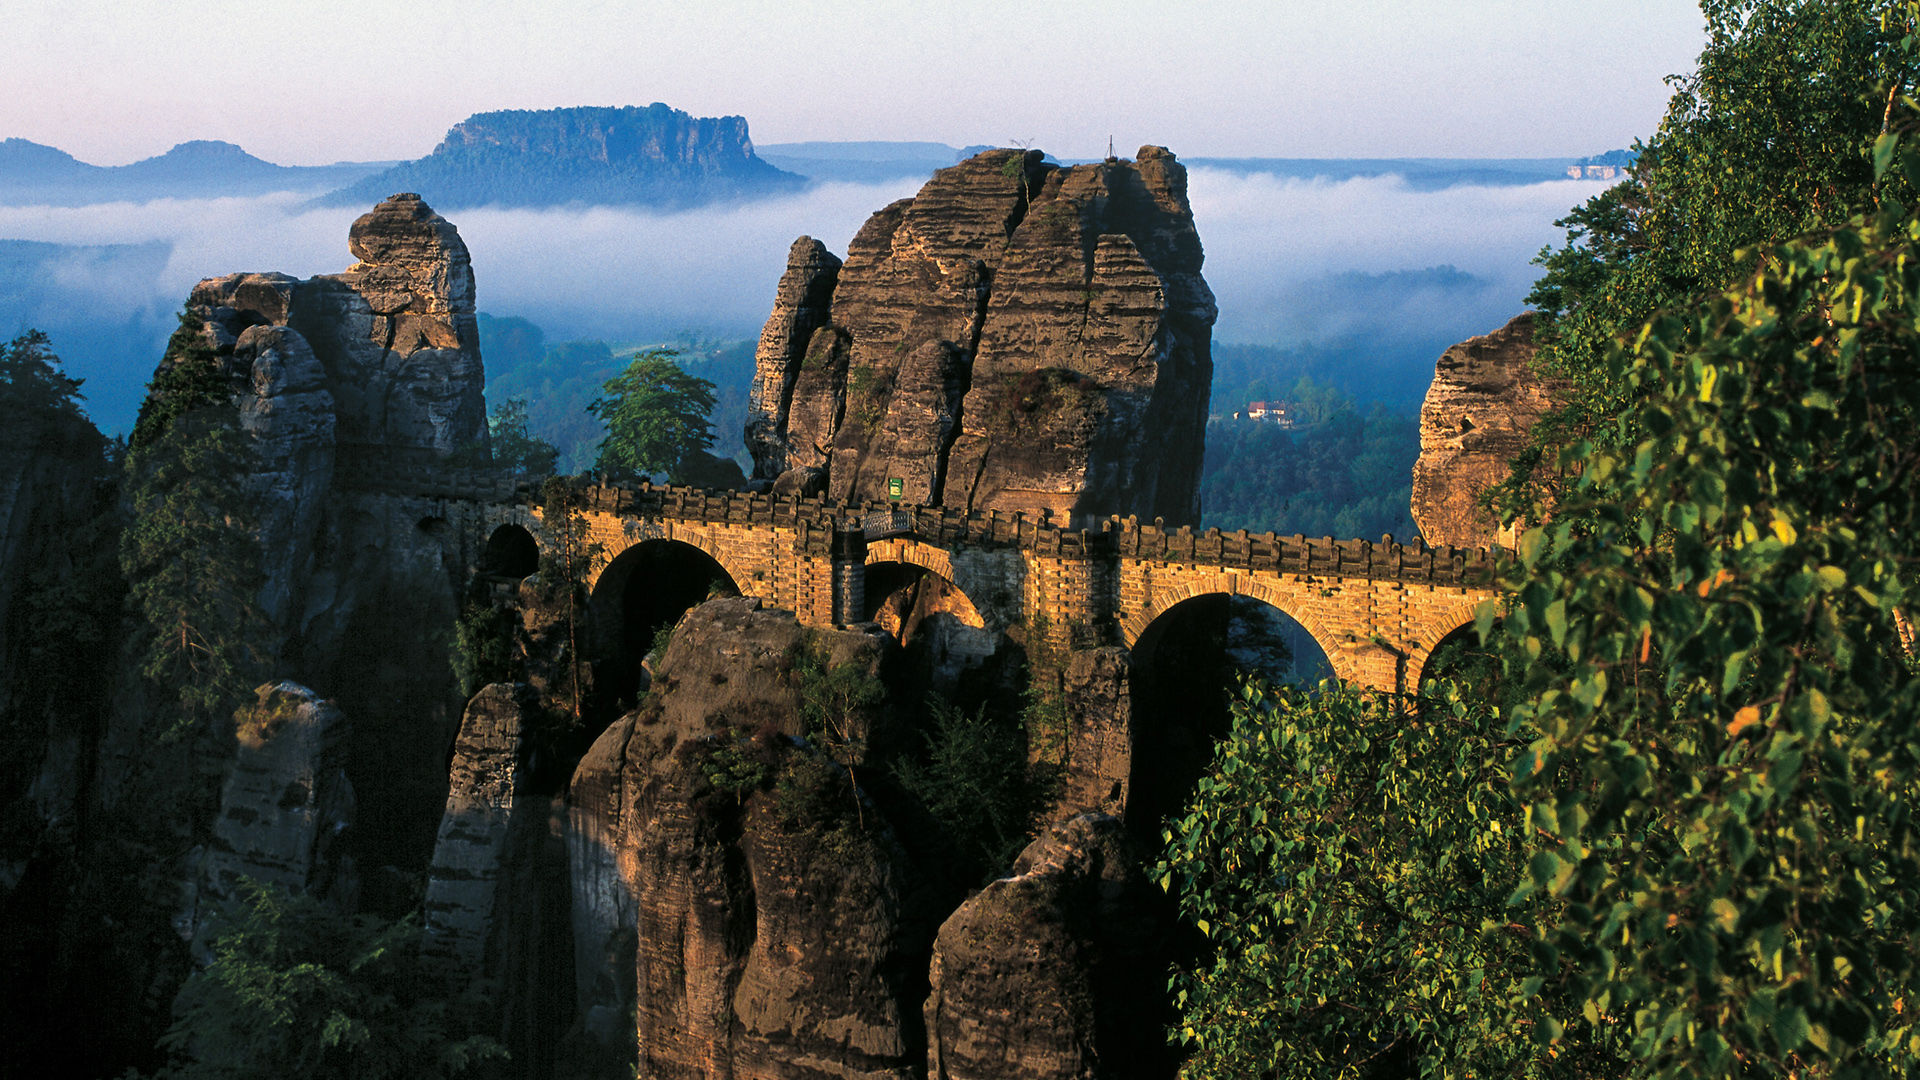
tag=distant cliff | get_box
[319,104,803,210]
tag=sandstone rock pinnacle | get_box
[1409,313,1566,548]
[747,146,1216,526]
[186,193,487,456]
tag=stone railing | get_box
[575,482,1504,587]
[1102,516,1503,587]
[324,461,1505,588]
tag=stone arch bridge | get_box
[348,459,1501,694]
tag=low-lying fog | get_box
[0,169,1609,433]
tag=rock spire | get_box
[747,146,1216,526]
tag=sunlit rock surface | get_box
[1410,312,1566,547]
[925,813,1173,1080]
[749,146,1216,526]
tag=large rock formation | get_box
[567,597,926,1078]
[165,195,489,890]
[924,814,1173,1080]
[320,104,804,210]
[183,682,357,942]
[1410,313,1566,548]
[748,147,1216,526]
[192,192,487,459]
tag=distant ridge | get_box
[756,141,996,184]
[315,104,804,210]
[0,138,386,205]
[1184,157,1582,190]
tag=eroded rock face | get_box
[185,682,357,943]
[748,238,843,478]
[1044,648,1133,822]
[233,324,336,633]
[189,192,487,457]
[748,147,1215,526]
[566,597,927,1078]
[423,682,572,1071]
[925,813,1174,1080]
[1410,313,1565,548]
[423,683,541,965]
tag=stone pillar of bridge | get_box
[830,527,868,627]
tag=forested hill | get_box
[316,104,804,210]
[1199,387,1420,542]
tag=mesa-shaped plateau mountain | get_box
[317,104,804,210]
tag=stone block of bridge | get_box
[459,484,1501,697]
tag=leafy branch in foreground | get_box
[1500,193,1920,1077]
[1159,679,1606,1079]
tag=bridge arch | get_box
[1125,589,1336,838]
[1124,576,1357,686]
[480,523,539,579]
[586,521,758,605]
[1410,597,1500,690]
[586,537,742,707]
[864,534,998,684]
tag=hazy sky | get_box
[5,0,1705,166]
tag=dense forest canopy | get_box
[1165,3,1920,1077]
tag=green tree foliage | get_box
[0,328,91,423]
[0,329,121,797]
[792,635,887,766]
[535,478,602,726]
[121,312,266,740]
[890,698,1032,882]
[1495,191,1920,1076]
[586,348,718,483]
[1158,679,1607,1080]
[1522,0,1917,469]
[1200,389,1420,541]
[450,603,516,698]
[147,879,504,1079]
[483,397,558,479]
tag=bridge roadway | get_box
[344,457,1502,694]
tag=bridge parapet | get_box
[1101,516,1503,587]
[554,482,1507,591]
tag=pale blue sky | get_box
[3,0,1704,166]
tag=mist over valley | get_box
[0,146,1607,437]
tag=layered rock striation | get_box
[183,682,357,944]
[1410,313,1566,548]
[747,147,1216,526]
[925,814,1174,1080]
[567,597,924,1078]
